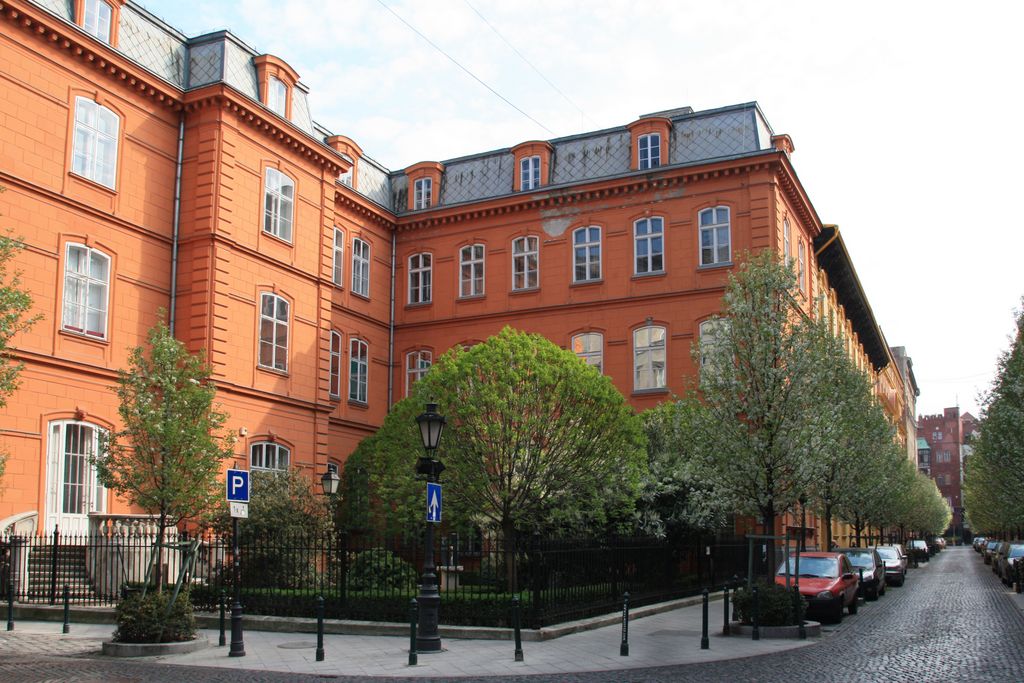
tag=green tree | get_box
[348,327,647,545]
[96,319,235,589]
[0,185,41,487]
[692,251,823,570]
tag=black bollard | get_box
[6,577,13,631]
[218,590,226,647]
[794,586,805,640]
[752,586,760,641]
[700,588,709,650]
[512,596,524,662]
[408,599,418,666]
[315,596,325,662]
[722,584,730,636]
[62,585,70,634]
[731,575,739,623]
[859,567,864,601]
[619,591,630,656]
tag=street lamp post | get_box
[414,403,446,653]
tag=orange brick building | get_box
[0,0,905,543]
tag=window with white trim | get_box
[783,219,792,265]
[797,238,807,294]
[82,0,113,43]
[459,244,485,297]
[512,236,539,290]
[633,325,666,390]
[520,156,540,191]
[263,168,294,242]
[571,332,603,373]
[267,76,287,117]
[414,178,432,210]
[329,331,342,397]
[332,228,344,286]
[251,442,289,472]
[408,253,432,304]
[573,226,601,282]
[349,338,368,403]
[638,133,661,170]
[634,217,664,275]
[699,318,729,379]
[699,207,731,266]
[62,243,110,339]
[405,350,431,396]
[352,238,370,296]
[48,420,107,517]
[71,97,119,189]
[258,293,289,372]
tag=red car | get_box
[775,551,859,623]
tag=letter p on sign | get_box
[226,469,250,503]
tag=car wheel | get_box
[867,586,878,601]
[879,583,886,597]
[848,594,858,615]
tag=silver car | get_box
[875,545,908,587]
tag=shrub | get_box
[114,590,197,643]
[731,580,805,626]
[348,548,418,592]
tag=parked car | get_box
[775,552,859,623]
[907,539,929,563]
[926,536,942,555]
[973,536,988,552]
[875,545,908,587]
[991,541,1010,577]
[937,537,947,549]
[984,539,1003,565]
[998,543,1024,586]
[841,548,886,599]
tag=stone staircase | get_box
[25,544,97,602]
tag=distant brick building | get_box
[917,407,975,536]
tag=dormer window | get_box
[520,156,540,191]
[268,76,287,117]
[638,134,661,170]
[414,178,432,210]
[627,117,671,171]
[83,0,113,44]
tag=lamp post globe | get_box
[414,402,445,653]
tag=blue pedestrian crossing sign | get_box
[226,469,250,503]
[426,482,442,523]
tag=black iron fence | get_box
[2,529,751,628]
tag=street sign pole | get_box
[225,468,248,657]
[417,480,442,653]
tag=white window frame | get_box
[263,168,294,242]
[332,228,344,287]
[571,332,603,373]
[459,244,485,298]
[520,155,541,191]
[329,331,343,398]
[572,226,602,283]
[699,206,731,266]
[47,420,107,525]
[783,219,792,265]
[405,350,432,397]
[250,442,290,472]
[699,318,730,378]
[408,253,432,305]
[71,97,119,189]
[352,238,370,297]
[349,338,368,403]
[633,325,667,391]
[258,292,289,372]
[634,217,665,275]
[267,75,287,117]
[638,133,661,170]
[62,243,110,339]
[82,0,113,43]
[414,178,432,210]
[797,237,807,294]
[512,236,539,291]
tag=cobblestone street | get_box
[1,546,1021,682]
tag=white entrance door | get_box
[44,421,107,537]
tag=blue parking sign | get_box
[226,469,250,503]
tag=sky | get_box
[138,0,1024,418]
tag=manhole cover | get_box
[278,641,316,649]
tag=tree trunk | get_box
[502,519,518,594]
[155,509,166,592]
[853,514,862,548]
[824,503,833,550]
[763,501,777,578]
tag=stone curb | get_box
[727,620,821,638]
[101,634,210,657]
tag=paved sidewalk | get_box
[0,597,815,678]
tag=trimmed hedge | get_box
[114,590,197,643]
[732,580,806,626]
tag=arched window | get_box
[251,441,289,472]
[638,133,661,170]
[572,227,601,282]
[82,0,113,44]
[512,236,539,290]
[71,97,119,189]
[520,156,540,191]
[408,253,432,304]
[329,331,343,397]
[62,243,110,339]
[783,219,792,265]
[571,332,603,373]
[414,178,432,210]
[332,228,344,286]
[258,293,289,372]
[352,238,370,296]
[405,350,432,396]
[267,76,287,117]
[634,217,664,275]
[45,420,106,533]
[797,237,807,294]
[698,206,730,266]
[459,244,485,297]
[349,338,368,403]
[263,168,294,242]
[699,318,729,380]
[633,325,666,390]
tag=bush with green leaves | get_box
[348,548,418,593]
[114,590,197,643]
[731,580,805,626]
